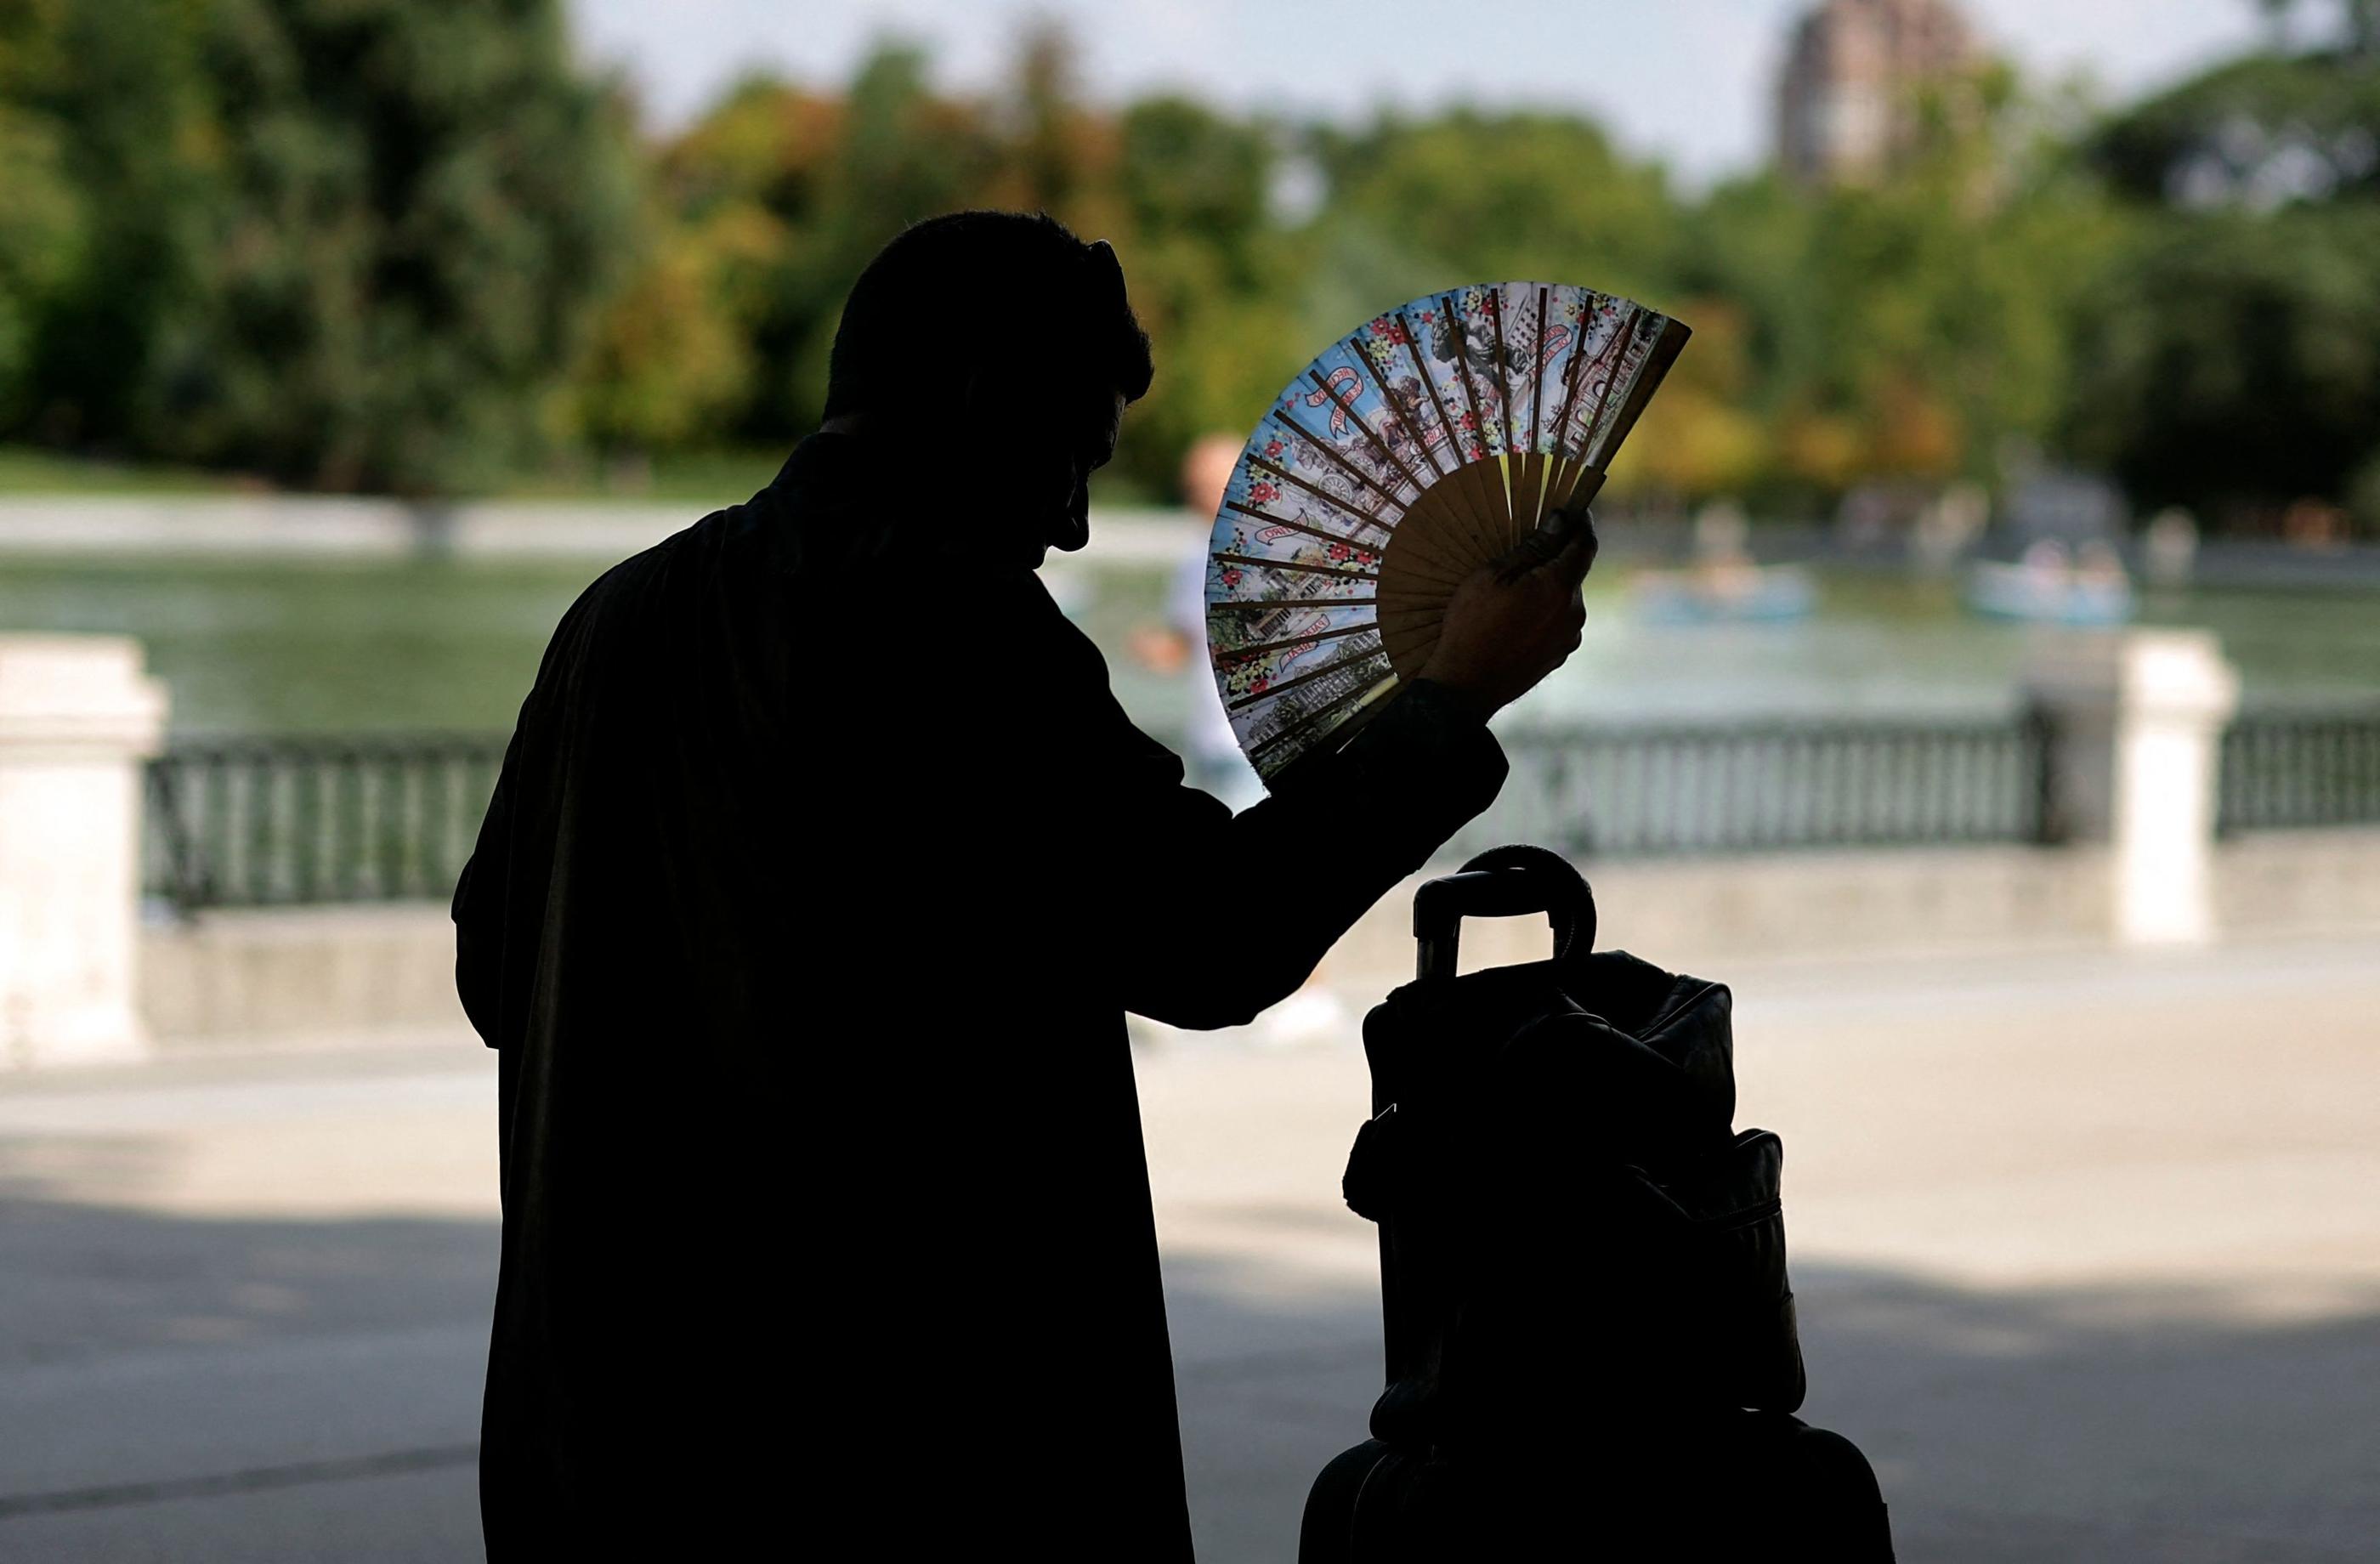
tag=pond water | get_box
[0,551,2372,741]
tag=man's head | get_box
[824,212,1153,561]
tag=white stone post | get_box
[2027,629,2241,946]
[0,637,169,1068]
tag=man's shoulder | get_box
[566,489,785,616]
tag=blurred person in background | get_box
[454,210,1595,1559]
[1136,431,1351,1046]
[1141,433,1263,810]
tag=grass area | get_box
[488,448,787,504]
[0,444,795,505]
[0,446,258,496]
[0,442,1174,508]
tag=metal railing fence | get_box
[142,702,2380,913]
[145,734,507,912]
[1446,712,2051,863]
[2218,704,2380,834]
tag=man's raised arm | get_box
[1078,508,1599,1028]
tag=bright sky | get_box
[566,0,2284,184]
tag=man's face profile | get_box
[1053,383,1129,552]
[970,354,1130,558]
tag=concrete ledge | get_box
[139,830,2380,1054]
[0,496,1196,564]
[2213,827,2380,938]
[144,904,471,1053]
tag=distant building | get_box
[1776,0,1978,186]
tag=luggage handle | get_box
[1412,843,1595,980]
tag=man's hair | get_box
[824,211,1153,421]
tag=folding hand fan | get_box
[1203,282,1689,789]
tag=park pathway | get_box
[1,935,2375,1561]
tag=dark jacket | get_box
[453,430,1508,1558]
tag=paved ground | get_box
[1,933,2375,1561]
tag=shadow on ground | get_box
[1165,1242,2380,1564]
[0,1144,2374,1561]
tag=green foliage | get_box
[7,0,635,493]
[158,0,638,493]
[0,8,2373,526]
[2066,205,2380,512]
[0,105,81,425]
[2098,51,2380,205]
[2075,34,2380,524]
[0,2,81,423]
[1785,71,2124,490]
[1308,109,1680,313]
[15,0,220,450]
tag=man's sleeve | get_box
[1051,595,1508,1028]
[451,726,519,1049]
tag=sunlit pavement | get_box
[2,935,2375,1561]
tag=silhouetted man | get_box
[454,211,1595,1559]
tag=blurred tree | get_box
[1606,298,1767,502]
[10,0,218,451]
[1103,94,1304,494]
[123,0,640,493]
[647,46,1001,446]
[565,76,834,460]
[8,7,2368,520]
[1665,67,2122,507]
[564,189,759,461]
[612,29,1297,502]
[2066,207,2380,519]
[0,2,84,428]
[2100,52,2380,207]
[1306,108,1679,326]
[1673,173,1822,423]
[2255,0,2380,55]
[2075,26,2380,525]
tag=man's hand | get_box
[1415,504,1597,723]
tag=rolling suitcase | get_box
[1298,845,1893,1561]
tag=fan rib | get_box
[1359,336,1454,490]
[1486,287,1522,547]
[1208,596,1376,613]
[1529,286,1548,455]
[1396,309,1463,479]
[1230,643,1392,713]
[1443,293,1506,553]
[1246,674,1396,762]
[1212,621,1380,664]
[1362,387,1487,576]
[1227,524,1465,592]
[1211,551,1378,583]
[1390,308,1493,545]
[1273,407,1409,513]
[1544,296,1601,507]
[1246,456,1397,537]
[1374,321,1450,479]
[1589,315,1692,473]
[1508,286,1549,533]
[1221,500,1387,558]
[1555,304,1640,507]
[1222,503,1466,587]
[1434,294,1488,558]
[1573,305,1640,458]
[1308,369,1431,501]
